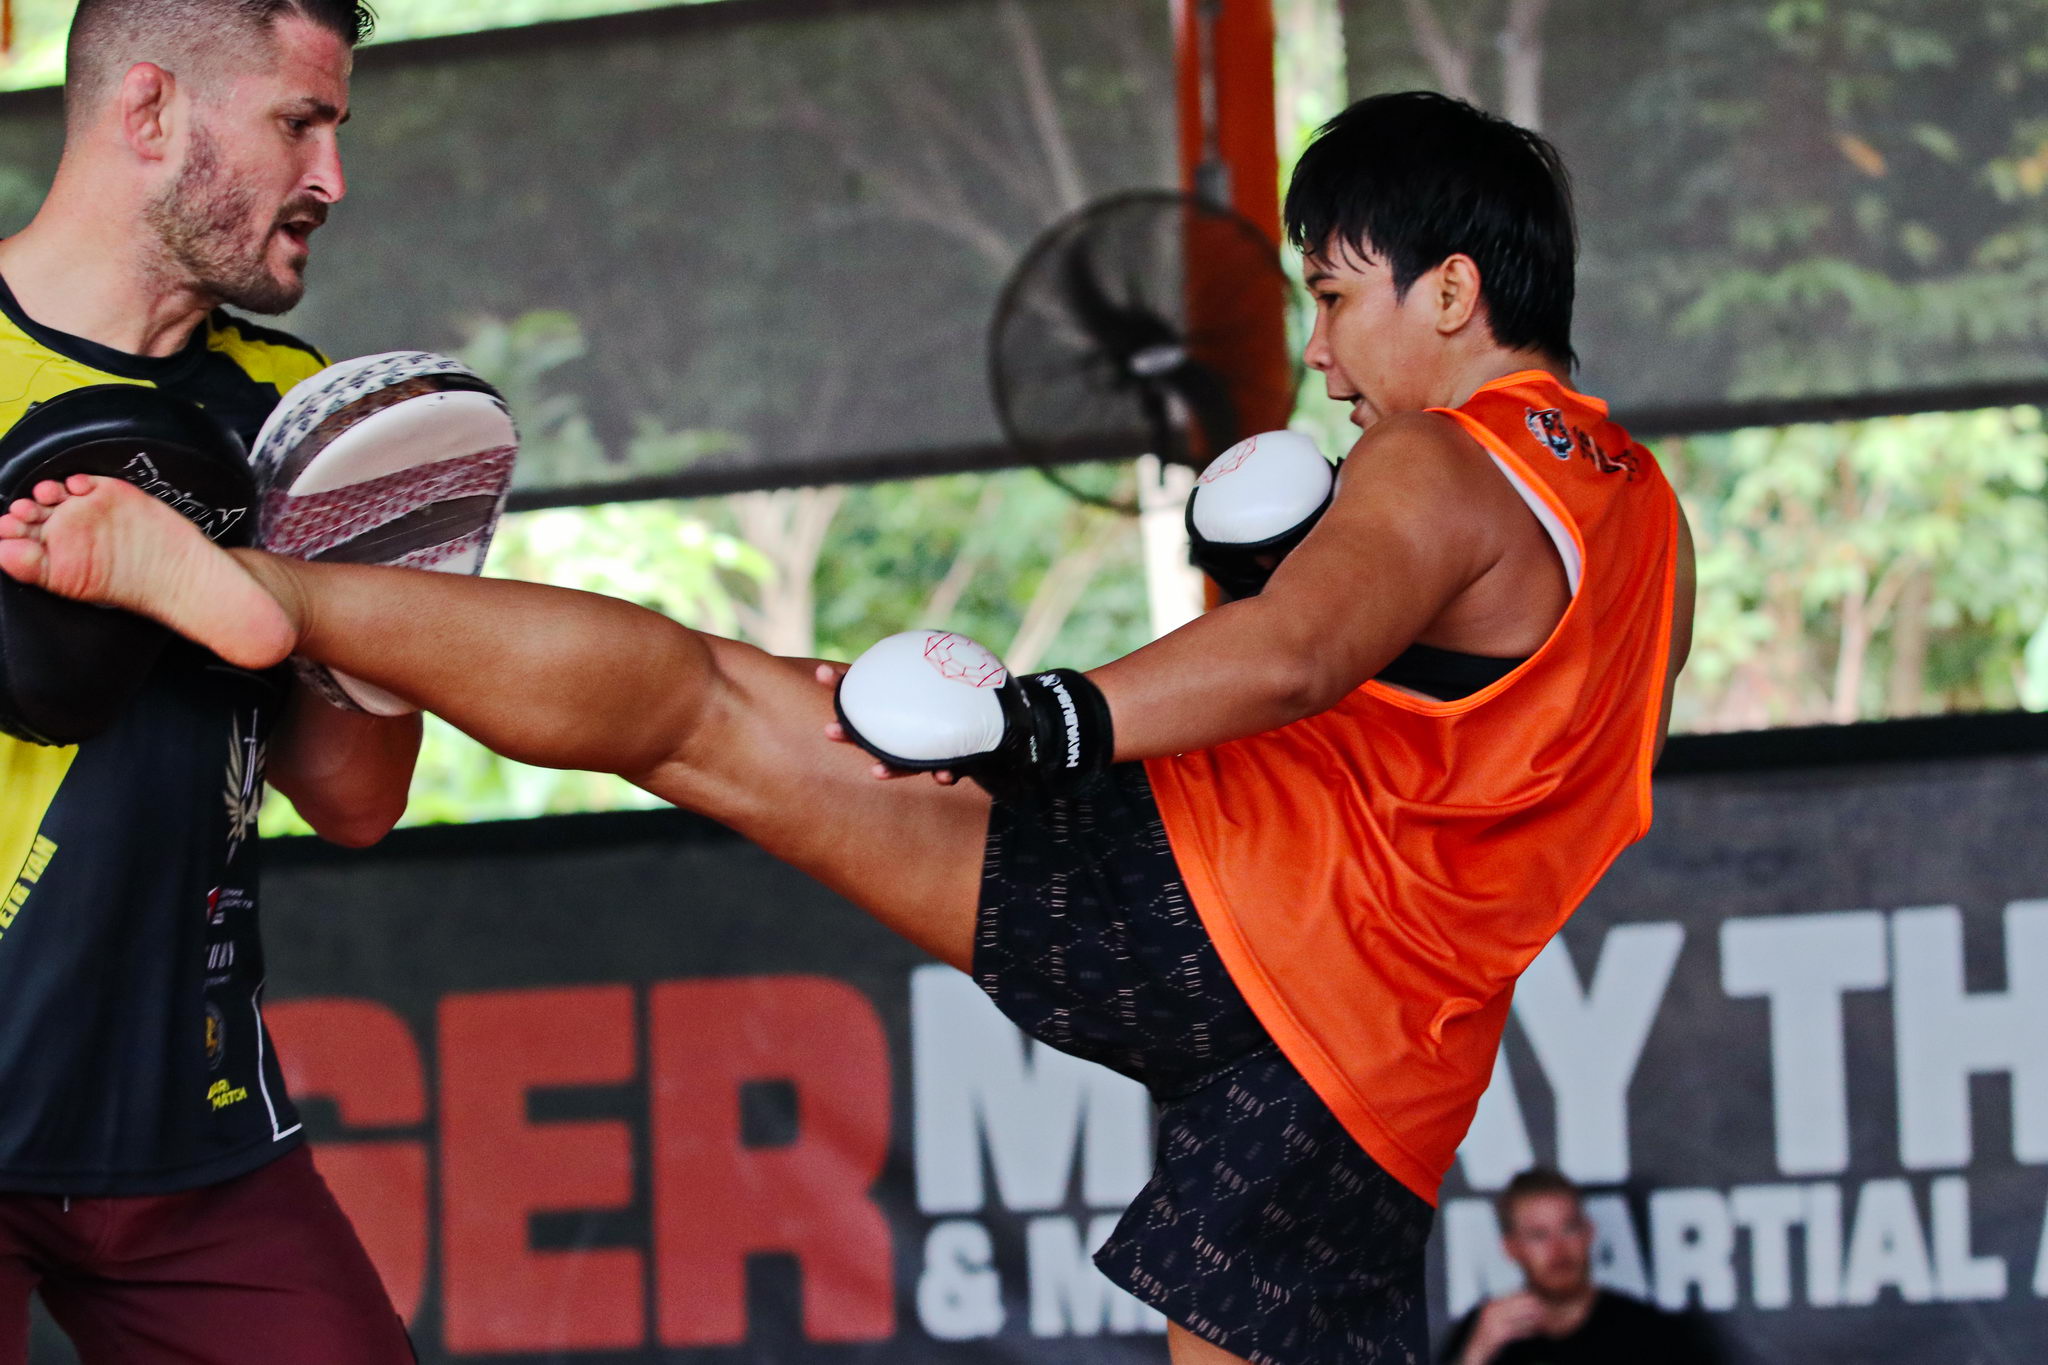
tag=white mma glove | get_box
[833,631,1114,802]
[1185,430,1334,600]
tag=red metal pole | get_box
[1174,0,1281,239]
[1173,0,1294,471]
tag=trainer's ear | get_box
[1430,254,1485,338]
[117,62,177,162]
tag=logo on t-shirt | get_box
[121,453,249,541]
[223,711,266,864]
[203,1003,226,1071]
[1525,407,1640,481]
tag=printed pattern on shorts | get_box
[975,764,1434,1365]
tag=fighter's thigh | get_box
[1168,1324,1256,1364]
[0,1224,33,1365]
[636,637,991,972]
[41,1150,412,1365]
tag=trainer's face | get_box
[1302,239,1446,430]
[148,17,351,314]
[1501,1193,1595,1302]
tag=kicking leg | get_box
[0,477,987,968]
[1169,1326,1255,1364]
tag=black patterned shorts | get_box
[975,765,1435,1365]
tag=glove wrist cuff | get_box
[1013,668,1115,798]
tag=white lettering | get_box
[1931,1176,2006,1302]
[911,967,1151,1214]
[1026,1215,1166,1337]
[1583,1194,1652,1300]
[1454,1051,1536,1193]
[1731,1184,1806,1309]
[1893,902,2048,1169]
[1516,925,1684,1184]
[917,1221,1005,1340]
[1805,1182,1844,1308]
[1720,911,1888,1176]
[1442,1199,1522,1319]
[2033,1192,2048,1298]
[1650,1188,1738,1311]
[1841,1179,1935,1306]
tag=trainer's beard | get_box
[145,126,310,316]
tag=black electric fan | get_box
[988,190,1301,511]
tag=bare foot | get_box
[0,475,298,670]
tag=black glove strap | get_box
[981,668,1114,802]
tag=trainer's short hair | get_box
[65,0,376,128]
[1494,1166,1583,1233]
[1284,91,1578,365]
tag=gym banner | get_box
[31,724,2048,1363]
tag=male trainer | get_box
[1,93,1696,1365]
[1440,1169,1716,1364]
[0,2,416,1360]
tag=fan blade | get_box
[1058,238,1178,365]
[1156,358,1241,464]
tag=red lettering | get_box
[265,998,429,1323]
[439,985,644,1352]
[650,976,894,1345]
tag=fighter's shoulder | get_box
[1332,409,1503,507]
[204,310,329,394]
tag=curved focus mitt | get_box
[834,630,1114,803]
[0,385,255,746]
[252,351,518,716]
[1185,429,1334,601]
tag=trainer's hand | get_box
[817,662,962,785]
[1459,1291,1548,1365]
[828,630,1113,801]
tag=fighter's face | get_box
[1501,1193,1595,1302]
[1301,238,1442,431]
[147,17,351,314]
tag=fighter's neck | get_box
[1440,347,1573,411]
[0,199,214,360]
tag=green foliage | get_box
[803,466,1149,671]
[1666,405,2048,729]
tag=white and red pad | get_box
[253,351,519,715]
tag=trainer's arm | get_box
[1091,412,1510,760]
[268,687,422,848]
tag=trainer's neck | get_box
[1535,1281,1600,1336]
[0,179,214,359]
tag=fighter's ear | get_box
[1430,254,1485,338]
[116,62,177,162]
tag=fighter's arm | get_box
[1091,410,1526,760]
[267,687,421,848]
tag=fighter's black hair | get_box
[1285,91,1578,364]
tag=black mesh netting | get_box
[0,0,1176,499]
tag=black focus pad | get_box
[0,385,255,746]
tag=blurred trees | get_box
[1669,406,2048,730]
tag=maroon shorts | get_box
[0,1146,412,1365]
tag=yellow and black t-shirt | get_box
[0,275,326,1196]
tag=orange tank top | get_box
[1145,370,1680,1204]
